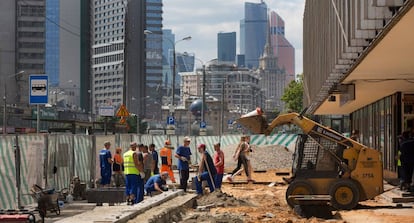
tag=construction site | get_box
[2,142,413,223]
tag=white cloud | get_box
[163,0,305,74]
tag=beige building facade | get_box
[303,0,414,177]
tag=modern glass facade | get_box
[217,32,236,63]
[45,0,59,87]
[145,0,163,121]
[243,2,267,69]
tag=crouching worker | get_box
[194,144,217,195]
[144,171,169,196]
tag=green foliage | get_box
[281,75,303,112]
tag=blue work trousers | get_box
[194,171,215,195]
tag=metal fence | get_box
[0,133,297,209]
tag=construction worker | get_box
[194,144,216,195]
[123,142,144,205]
[160,140,176,183]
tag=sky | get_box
[163,0,305,75]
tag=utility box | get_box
[86,188,125,204]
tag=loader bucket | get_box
[236,108,268,134]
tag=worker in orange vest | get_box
[159,140,176,183]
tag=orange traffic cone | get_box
[241,107,263,118]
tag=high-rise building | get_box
[269,10,295,83]
[91,0,146,117]
[217,32,236,63]
[46,0,81,109]
[0,0,46,104]
[0,0,46,128]
[241,1,267,69]
[259,24,286,112]
[162,29,174,90]
[145,0,163,121]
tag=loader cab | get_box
[292,134,347,179]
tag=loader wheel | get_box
[285,180,314,208]
[329,179,360,210]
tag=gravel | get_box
[221,144,293,172]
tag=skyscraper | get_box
[217,32,236,63]
[0,0,46,125]
[269,11,295,83]
[241,1,268,69]
[145,0,163,120]
[46,0,81,108]
[162,29,175,90]
[90,0,146,116]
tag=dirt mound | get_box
[181,212,244,223]
[195,190,252,208]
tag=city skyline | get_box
[163,0,305,75]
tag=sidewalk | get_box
[53,190,196,223]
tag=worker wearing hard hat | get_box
[159,140,176,183]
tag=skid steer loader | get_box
[236,109,383,210]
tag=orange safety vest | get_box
[159,147,172,166]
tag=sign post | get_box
[29,75,48,133]
[166,116,176,135]
[100,106,115,135]
[199,121,207,136]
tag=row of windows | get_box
[17,63,44,70]
[18,42,44,48]
[270,26,284,35]
[93,54,123,65]
[94,8,124,18]
[94,0,124,10]
[94,84,122,90]
[19,32,44,38]
[94,30,124,39]
[19,53,44,59]
[94,15,124,25]
[94,64,123,71]
[94,37,124,45]
[94,43,124,54]
[94,23,125,32]
[18,21,44,27]
[94,77,122,84]
[19,5,45,17]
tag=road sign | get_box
[115,104,129,117]
[167,116,175,125]
[200,121,206,128]
[199,128,207,136]
[166,124,175,135]
[29,75,48,105]
[99,106,115,116]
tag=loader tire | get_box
[285,180,314,208]
[329,179,360,210]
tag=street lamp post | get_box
[194,58,215,124]
[163,35,191,115]
[2,71,25,134]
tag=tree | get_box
[281,75,303,112]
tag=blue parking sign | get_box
[167,116,175,125]
[200,121,206,128]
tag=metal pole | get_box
[172,46,176,116]
[220,82,225,142]
[202,64,206,123]
[36,104,40,133]
[2,85,6,134]
[14,135,21,208]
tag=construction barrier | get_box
[0,133,298,209]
